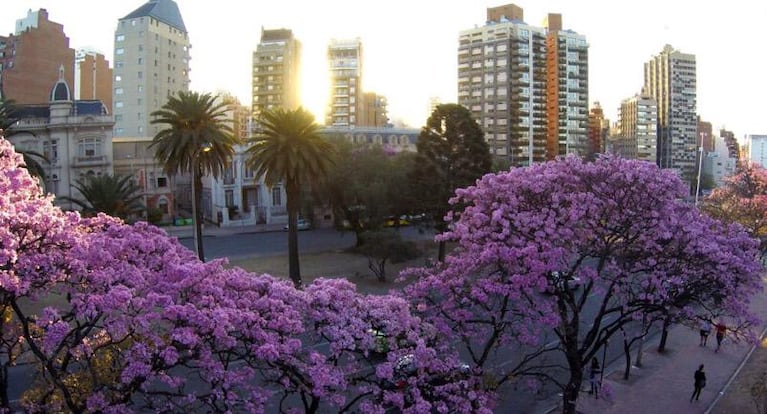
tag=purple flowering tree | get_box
[1,134,485,413]
[403,155,762,414]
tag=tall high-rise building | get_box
[720,128,740,165]
[0,9,75,105]
[618,93,658,163]
[75,48,113,110]
[587,102,609,159]
[545,13,589,160]
[746,134,767,168]
[360,92,389,127]
[458,4,587,166]
[643,45,697,176]
[252,28,301,118]
[697,116,713,152]
[326,38,362,127]
[113,0,191,138]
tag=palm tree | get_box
[150,91,237,262]
[0,99,48,181]
[62,174,144,220]
[245,107,335,287]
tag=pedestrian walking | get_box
[690,364,706,402]
[589,357,601,399]
[715,322,727,352]
[699,319,711,346]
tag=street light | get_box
[190,143,212,262]
[695,146,704,206]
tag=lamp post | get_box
[695,146,704,206]
[600,338,608,385]
[190,143,212,262]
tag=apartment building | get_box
[113,0,191,138]
[0,9,75,105]
[544,14,589,160]
[643,44,697,176]
[618,93,658,163]
[252,28,301,118]
[458,4,588,166]
[327,38,363,127]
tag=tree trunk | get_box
[562,368,582,414]
[438,240,446,262]
[286,184,302,288]
[193,172,205,262]
[623,336,632,380]
[657,314,672,353]
[0,362,8,410]
[635,315,647,367]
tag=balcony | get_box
[72,155,108,167]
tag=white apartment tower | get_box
[113,0,191,138]
[618,93,658,163]
[252,28,301,118]
[643,44,697,176]
[326,38,362,127]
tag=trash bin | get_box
[184,218,194,225]
[174,218,184,226]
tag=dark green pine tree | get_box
[409,103,492,261]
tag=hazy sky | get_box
[2,0,766,138]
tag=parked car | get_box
[383,353,472,391]
[283,218,311,231]
[383,215,410,227]
[544,271,582,294]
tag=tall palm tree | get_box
[246,107,335,288]
[150,91,237,262]
[62,174,144,220]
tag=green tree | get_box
[245,107,335,287]
[150,91,237,262]
[355,229,421,282]
[62,174,144,220]
[409,103,492,260]
[325,139,414,246]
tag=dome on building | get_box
[50,64,71,102]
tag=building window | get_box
[138,71,143,79]
[115,101,124,108]
[225,190,234,207]
[115,88,124,95]
[43,139,58,164]
[116,48,124,55]
[78,137,102,157]
[137,58,143,64]
[115,75,122,82]
[157,198,169,214]
[116,34,125,42]
[157,177,167,187]
[271,187,282,206]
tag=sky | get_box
[2,0,766,139]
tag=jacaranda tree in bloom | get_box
[0,134,485,413]
[403,155,762,414]
[701,163,767,256]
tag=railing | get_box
[72,155,108,166]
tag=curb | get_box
[704,325,767,414]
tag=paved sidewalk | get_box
[542,286,767,414]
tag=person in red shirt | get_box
[715,322,727,352]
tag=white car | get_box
[283,219,311,231]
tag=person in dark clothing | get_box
[589,357,601,399]
[690,364,706,402]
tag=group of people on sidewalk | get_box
[698,319,727,352]
[691,318,728,403]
